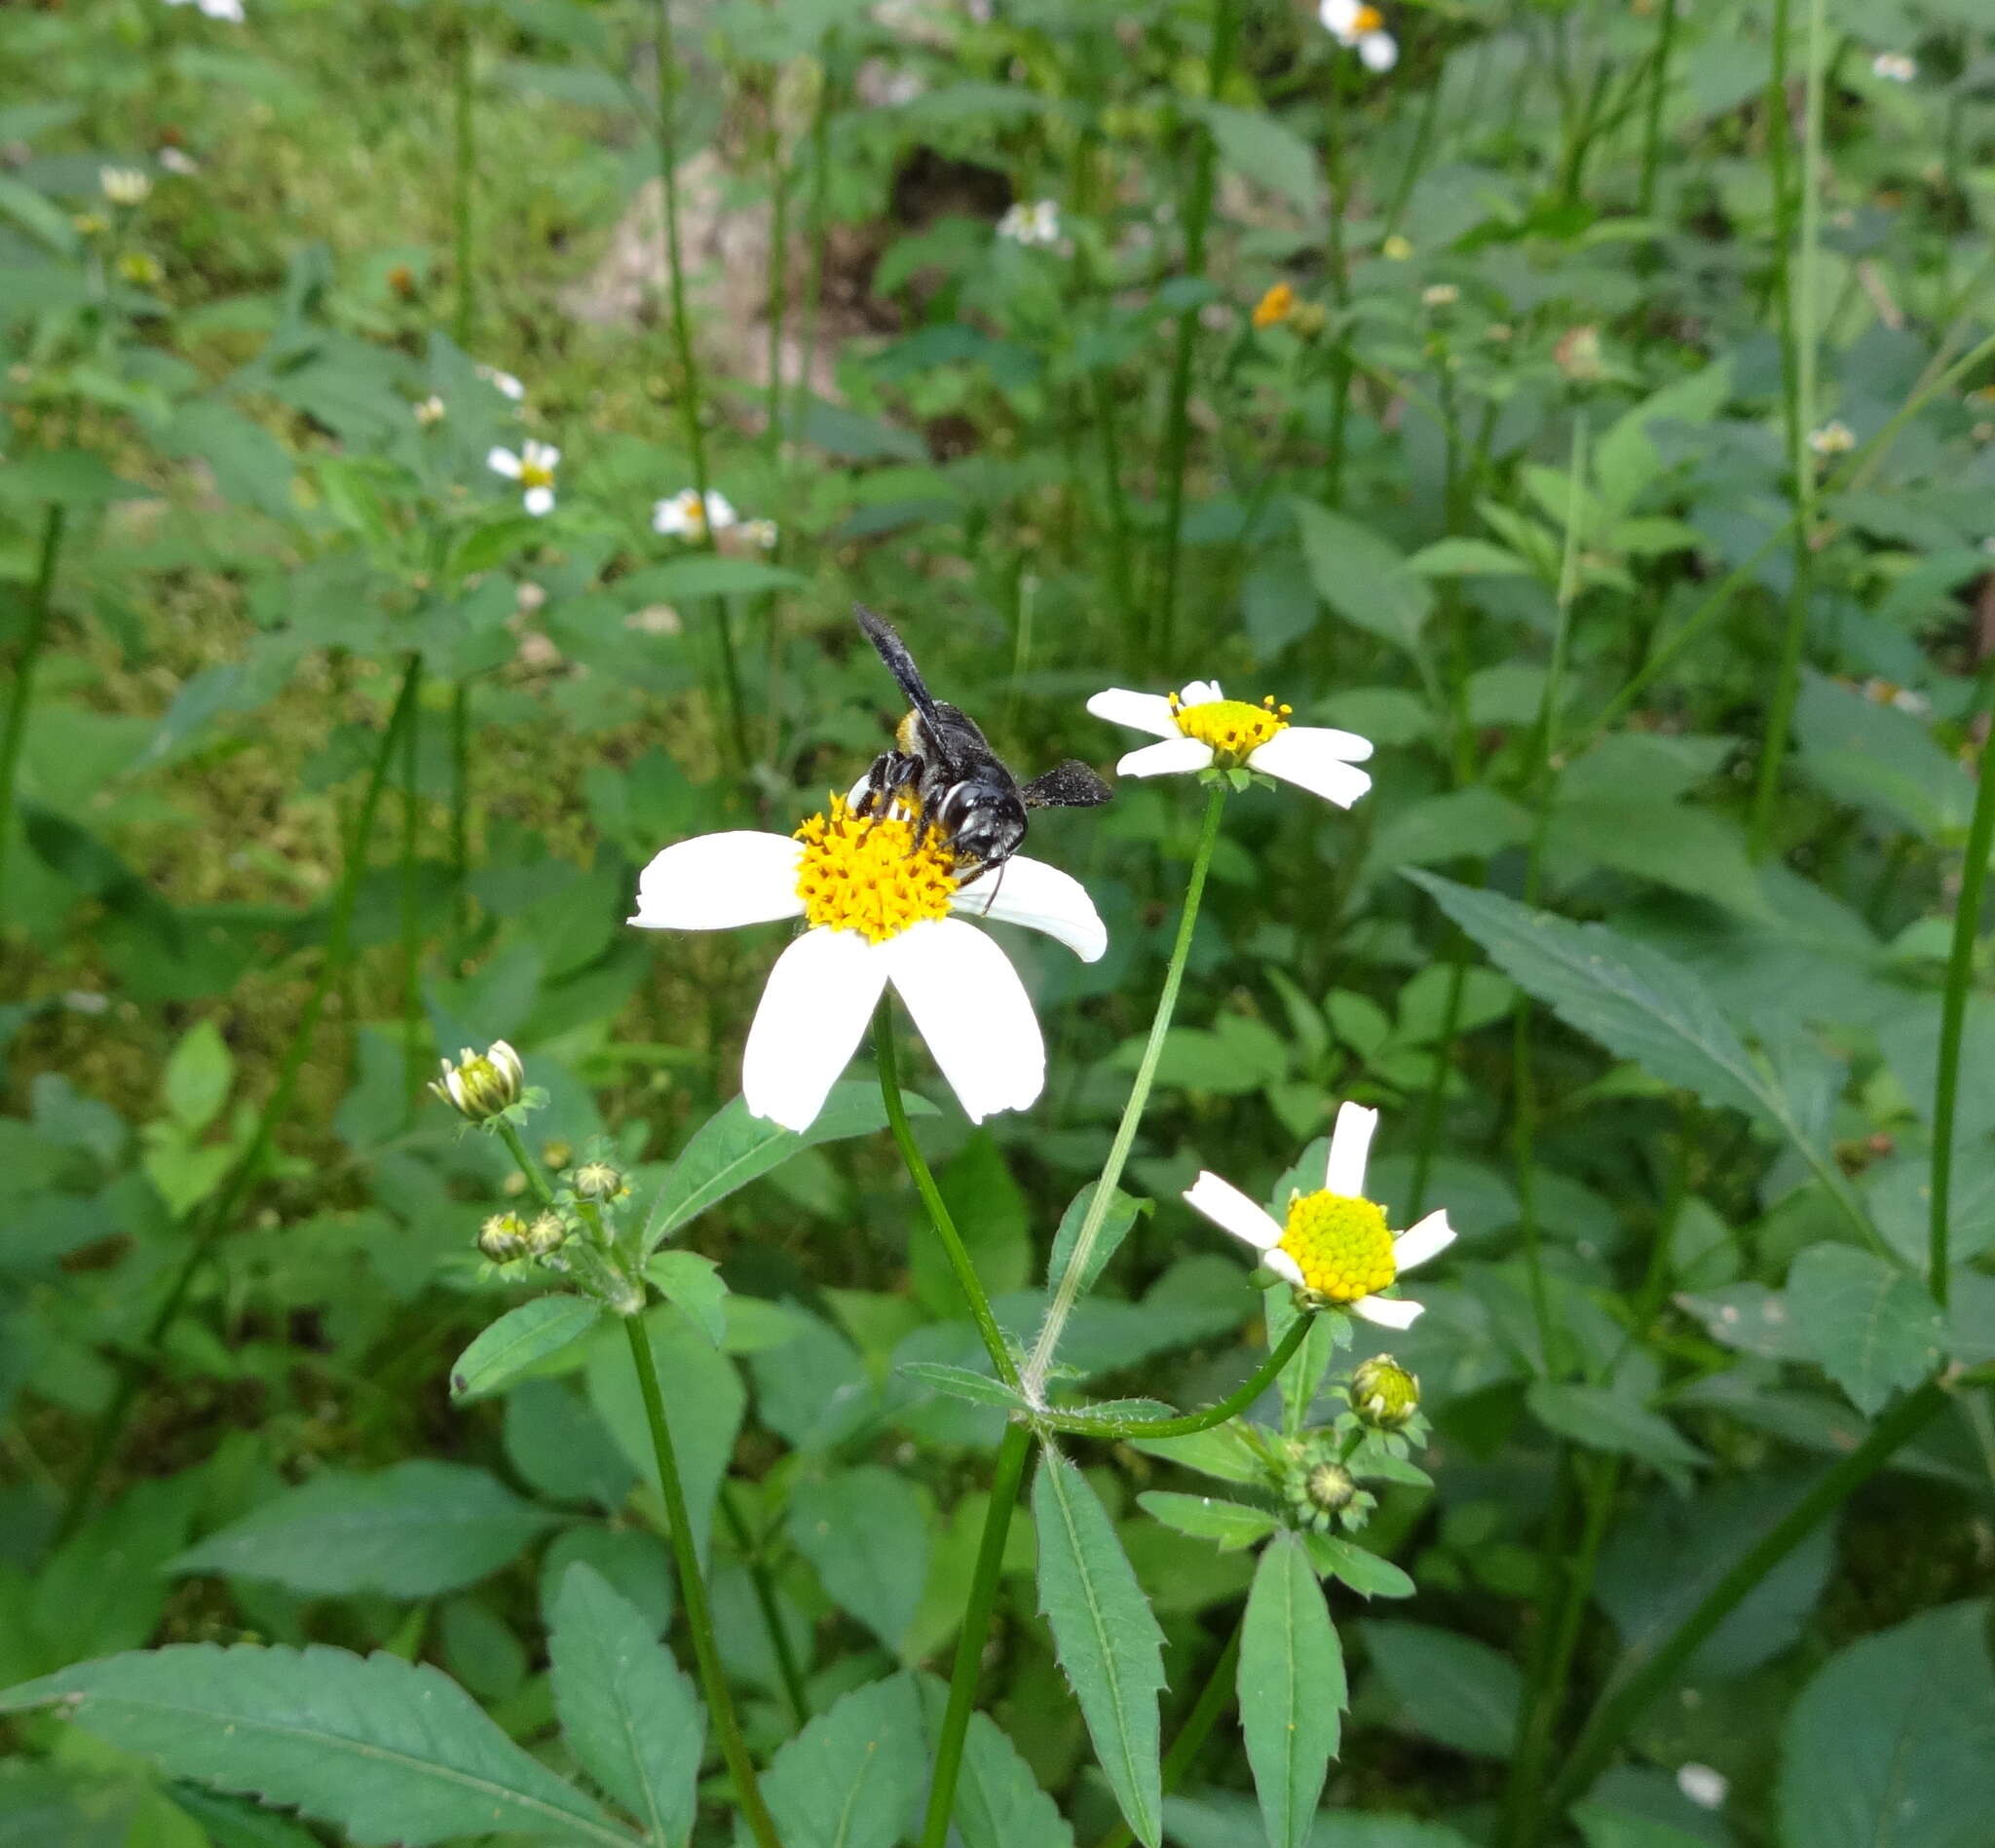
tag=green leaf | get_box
[1787,1245,1943,1415]
[1293,502,1433,658]
[1046,1182,1148,1299]
[1779,1601,1995,1848]
[643,1083,929,1253]
[450,1296,602,1402]
[169,1462,555,1598]
[915,1131,1030,1313]
[894,1360,1030,1412]
[1197,103,1321,216]
[1128,1424,1266,1488]
[757,1672,925,1848]
[505,1379,636,1510]
[1034,1451,1165,1847]
[1136,1492,1279,1553]
[912,1674,1074,1848]
[0,450,144,509]
[1240,1532,1346,1848]
[0,1643,630,1848]
[1358,1621,1523,1758]
[1524,1382,1706,1482]
[643,1251,729,1348]
[786,1467,930,1653]
[1303,1533,1416,1601]
[618,556,807,601]
[1546,797,1772,922]
[162,1020,234,1134]
[1404,537,1536,578]
[548,1565,700,1848]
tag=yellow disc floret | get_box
[1352,4,1384,32]
[1170,692,1292,766]
[794,796,960,944]
[1279,1190,1396,1303]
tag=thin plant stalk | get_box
[1929,689,1995,1308]
[399,666,424,1123]
[0,504,65,920]
[1092,1618,1245,1848]
[717,1489,811,1727]
[1025,783,1228,1397]
[1035,1315,1310,1439]
[449,681,471,948]
[58,658,422,1539]
[1637,0,1679,215]
[763,84,789,459]
[917,1419,1031,1848]
[793,35,836,445]
[451,4,475,350]
[1321,57,1354,508]
[1383,63,1445,243]
[1153,0,1238,661]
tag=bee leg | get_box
[974,857,1006,916]
[855,749,915,819]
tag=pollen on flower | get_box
[1170,691,1292,766]
[793,796,960,944]
[1279,1190,1396,1302]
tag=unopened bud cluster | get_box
[1277,1434,1378,1534]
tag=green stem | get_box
[399,660,424,1125]
[622,1315,783,1848]
[764,94,789,460]
[0,504,64,919]
[1092,1617,1244,1848]
[449,678,471,948]
[1637,0,1679,216]
[1035,1314,1311,1439]
[793,35,836,446]
[1153,0,1237,661]
[451,4,475,349]
[57,656,421,1541]
[495,1117,553,1206]
[873,1003,1022,1390]
[1382,65,1443,243]
[1930,698,1995,1309]
[1542,1377,1948,1820]
[917,1420,1031,1848]
[718,1489,810,1728]
[1025,783,1227,1397]
[1322,61,1352,509]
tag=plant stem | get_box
[451,3,475,349]
[872,1003,1022,1389]
[622,1315,783,1848]
[399,660,424,1124]
[1035,1314,1311,1438]
[1025,783,1227,1397]
[449,678,471,949]
[57,657,421,1540]
[1154,0,1237,661]
[1092,1617,1244,1848]
[917,1420,1031,1848]
[0,504,64,920]
[1930,693,1995,1309]
[793,34,836,444]
[764,87,789,459]
[717,1489,811,1727]
[1637,0,1678,215]
[1322,59,1353,508]
[1542,1377,1948,1819]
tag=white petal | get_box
[1264,1248,1305,1287]
[1361,30,1398,71]
[1353,1294,1423,1329]
[704,491,738,528]
[486,446,522,479]
[1393,1209,1455,1274]
[885,918,1044,1122]
[1319,0,1358,30]
[1252,728,1374,808]
[1179,678,1224,706]
[522,485,554,517]
[652,502,685,536]
[629,832,805,930]
[741,928,887,1132]
[1325,1102,1378,1197]
[1116,737,1214,778]
[1184,1171,1283,1252]
[1086,689,1180,738]
[527,442,560,470]
[952,856,1107,962]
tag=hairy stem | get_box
[1034,1314,1312,1439]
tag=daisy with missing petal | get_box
[652,487,739,540]
[629,795,1106,1132]
[1186,1103,1455,1327]
[1087,679,1374,808]
[488,439,559,516]
[1320,0,1398,71]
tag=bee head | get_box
[940,779,1028,870]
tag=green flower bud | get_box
[478,1211,529,1262]
[1350,1356,1420,1430]
[1305,1461,1357,1516]
[524,1211,567,1258]
[573,1160,624,1203]
[431,1040,526,1124]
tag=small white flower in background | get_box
[1675,1764,1729,1811]
[1807,419,1857,457]
[739,517,778,551]
[157,147,199,176]
[998,199,1061,246]
[1421,283,1459,308]
[1861,677,1931,717]
[1184,1102,1455,1328]
[474,362,526,402]
[413,395,446,429]
[652,486,739,539]
[1087,679,1374,808]
[487,439,559,516]
[1320,0,1398,71]
[99,167,152,207]
[629,795,1107,1133]
[165,0,245,19]
[1871,52,1916,82]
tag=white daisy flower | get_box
[739,517,778,551]
[1185,1102,1455,1328]
[487,440,559,516]
[1086,679,1374,809]
[1320,0,1398,71]
[628,795,1107,1133]
[474,362,526,402]
[652,487,740,540]
[413,395,446,428]
[166,0,245,19]
[157,147,199,176]
[1807,419,1856,457]
[1870,52,1916,82]
[1675,1764,1729,1811]
[99,168,152,207]
[998,200,1061,246]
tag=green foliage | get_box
[1240,1532,1346,1848]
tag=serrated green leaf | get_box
[1034,1451,1165,1846]
[1292,502,1433,657]
[1136,1492,1279,1552]
[756,1671,925,1848]
[1787,1244,1943,1415]
[1128,1423,1267,1488]
[169,1462,555,1598]
[1241,1533,1345,1848]
[1046,1182,1148,1299]
[0,1643,630,1848]
[786,1467,930,1653]
[1303,1533,1416,1600]
[1525,1382,1706,1481]
[548,1565,700,1848]
[450,1296,602,1401]
[912,1673,1074,1848]
[1198,103,1321,216]
[1358,1620,1522,1758]
[894,1360,1029,1411]
[643,1251,729,1348]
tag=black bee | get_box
[851,604,1110,878]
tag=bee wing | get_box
[1022,760,1113,810]
[854,605,946,729]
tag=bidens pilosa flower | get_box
[431,1040,527,1124]
[629,795,1106,1133]
[1320,0,1397,71]
[1252,282,1297,330]
[1087,679,1374,809]
[488,440,559,516]
[1185,1102,1455,1327]
[998,200,1061,246]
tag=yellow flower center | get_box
[1352,4,1383,32]
[1170,692,1292,767]
[1279,1190,1396,1303]
[1253,282,1297,329]
[519,459,555,490]
[793,796,960,945]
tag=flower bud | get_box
[1305,1461,1357,1515]
[523,1211,567,1258]
[1286,300,1328,339]
[478,1212,529,1262]
[1351,1356,1420,1430]
[573,1160,623,1202]
[431,1040,526,1124]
